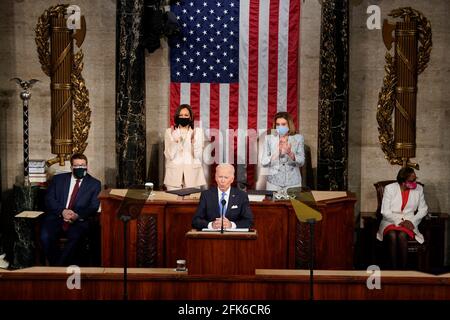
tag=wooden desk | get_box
[99,190,356,270]
[1,267,449,300]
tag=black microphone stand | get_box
[116,186,151,301]
[307,218,316,301]
[220,199,226,234]
[120,215,131,300]
[288,196,322,301]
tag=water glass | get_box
[145,182,154,196]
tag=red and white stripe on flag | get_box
[169,0,300,187]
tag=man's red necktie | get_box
[63,179,80,231]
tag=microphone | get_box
[220,198,226,234]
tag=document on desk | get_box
[201,228,250,232]
[226,228,250,232]
[15,211,44,218]
[110,189,180,201]
[248,194,265,202]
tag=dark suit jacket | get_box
[192,186,253,229]
[44,172,101,221]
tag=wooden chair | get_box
[373,180,430,271]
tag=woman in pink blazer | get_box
[164,104,206,190]
[376,167,428,269]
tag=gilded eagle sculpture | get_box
[11,78,40,91]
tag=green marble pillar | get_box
[116,0,147,188]
[11,184,45,269]
[317,0,350,191]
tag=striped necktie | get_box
[219,191,226,217]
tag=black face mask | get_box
[73,168,87,179]
[176,117,191,127]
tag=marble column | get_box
[11,184,45,269]
[317,0,349,191]
[116,0,147,188]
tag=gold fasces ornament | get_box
[377,7,432,169]
[35,4,91,166]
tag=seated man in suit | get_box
[192,163,253,230]
[40,153,101,266]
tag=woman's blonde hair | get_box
[271,112,297,135]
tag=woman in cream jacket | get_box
[376,167,428,269]
[164,104,206,190]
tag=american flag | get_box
[169,0,300,187]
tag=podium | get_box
[100,189,356,269]
[186,230,258,276]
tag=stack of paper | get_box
[15,211,44,218]
[248,195,265,202]
[201,228,250,232]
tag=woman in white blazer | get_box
[261,112,305,192]
[376,167,428,269]
[164,104,206,190]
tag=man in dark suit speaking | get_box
[192,163,253,230]
[40,153,101,266]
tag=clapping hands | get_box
[279,139,295,160]
[279,138,291,154]
[172,128,182,142]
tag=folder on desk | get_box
[166,188,201,196]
